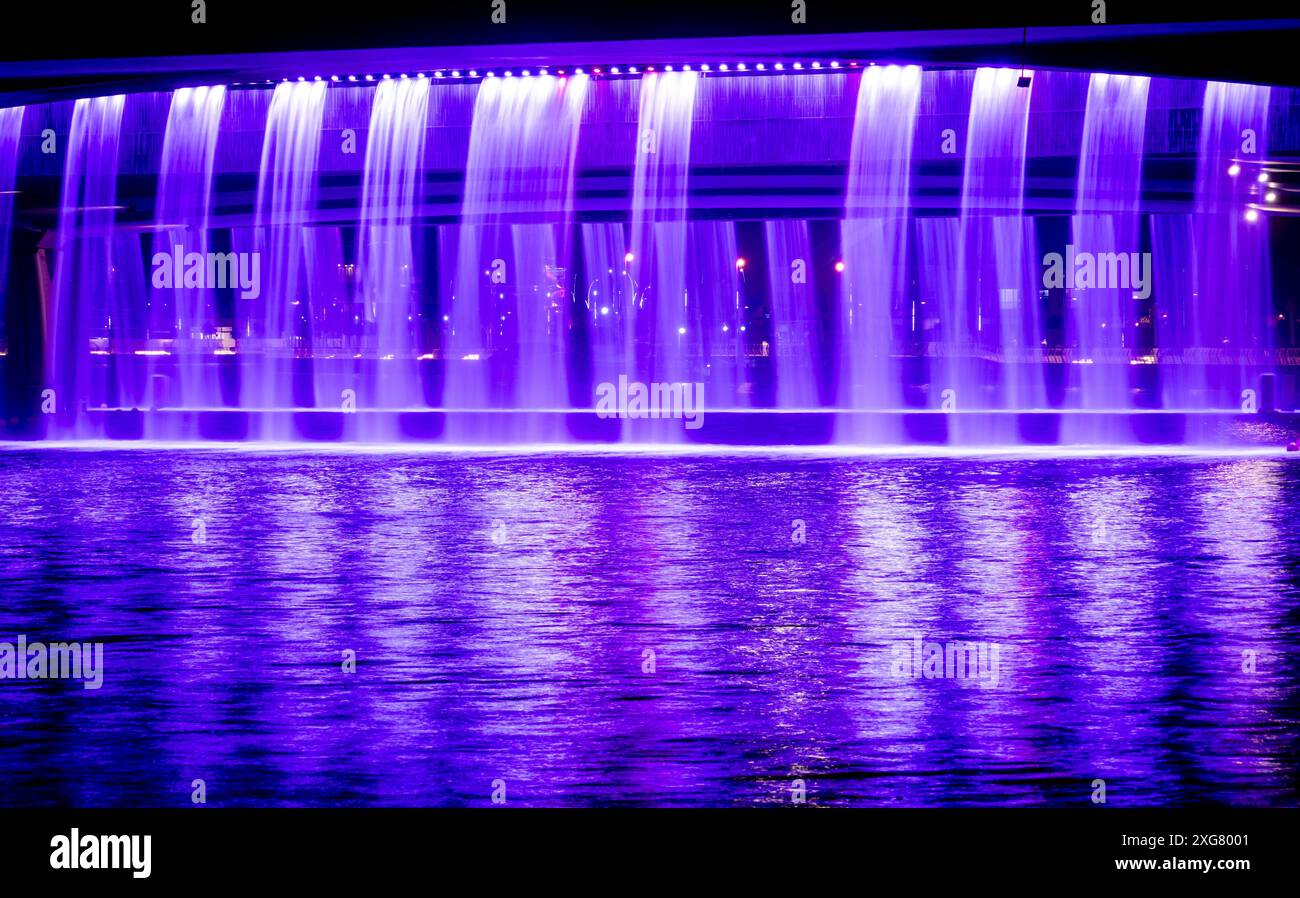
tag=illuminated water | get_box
[1,449,1297,807]
[3,68,1293,446]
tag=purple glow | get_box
[0,62,1294,448]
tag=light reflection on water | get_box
[0,451,1297,807]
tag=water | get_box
[629,72,698,395]
[1,448,1297,807]
[0,106,24,358]
[580,221,630,392]
[764,219,820,408]
[447,73,588,437]
[358,77,431,411]
[151,86,227,413]
[1068,73,1150,417]
[1189,82,1273,408]
[0,69,1294,447]
[838,65,922,440]
[49,95,125,432]
[958,68,1039,414]
[686,220,744,406]
[249,82,328,418]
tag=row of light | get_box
[229,60,863,88]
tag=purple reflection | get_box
[0,450,1297,806]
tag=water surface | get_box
[1,450,1297,806]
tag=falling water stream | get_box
[358,76,431,412]
[838,65,922,442]
[247,81,327,422]
[49,95,125,434]
[447,73,587,441]
[0,67,1290,446]
[1069,74,1151,412]
[151,85,227,413]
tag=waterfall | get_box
[50,95,125,433]
[838,65,921,442]
[447,73,588,441]
[358,76,431,410]
[0,106,23,365]
[248,81,327,415]
[1188,81,1272,408]
[628,72,698,392]
[1069,73,1150,417]
[152,85,227,411]
[957,68,1040,413]
[2,66,1292,448]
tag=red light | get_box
[834,261,845,273]
[735,258,746,270]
